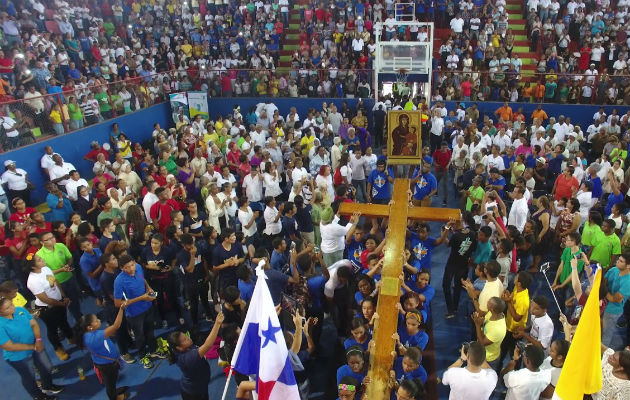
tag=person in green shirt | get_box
[589,219,622,269]
[36,231,82,321]
[94,87,112,119]
[465,177,485,211]
[67,96,85,130]
[159,150,178,175]
[103,21,115,37]
[552,232,584,312]
[581,211,603,250]
[558,83,569,103]
[96,197,125,239]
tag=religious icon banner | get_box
[387,110,422,165]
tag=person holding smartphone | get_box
[113,254,165,369]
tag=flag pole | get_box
[220,367,234,400]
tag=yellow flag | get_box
[554,269,603,399]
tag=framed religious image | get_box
[387,110,422,164]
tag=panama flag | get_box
[231,264,300,400]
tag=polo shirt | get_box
[506,288,529,332]
[113,264,152,317]
[176,346,211,395]
[80,248,103,292]
[37,243,73,283]
[581,222,603,247]
[483,314,506,362]
[590,232,621,268]
[0,307,35,361]
[466,186,485,211]
[84,329,119,364]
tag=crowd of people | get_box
[0,92,628,400]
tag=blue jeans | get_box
[352,179,367,203]
[602,311,622,348]
[7,350,54,397]
[52,122,65,135]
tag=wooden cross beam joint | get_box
[338,179,461,400]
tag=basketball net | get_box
[396,68,410,96]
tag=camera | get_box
[516,341,527,354]
[462,341,470,354]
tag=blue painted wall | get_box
[0,102,171,204]
[443,101,628,128]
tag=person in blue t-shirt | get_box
[393,310,429,351]
[346,226,365,267]
[391,347,428,387]
[344,317,372,352]
[78,237,104,298]
[236,264,255,303]
[337,375,359,400]
[408,222,449,270]
[411,161,437,205]
[606,168,625,216]
[113,255,163,369]
[367,159,394,204]
[401,269,436,322]
[76,301,129,400]
[336,346,367,388]
[167,313,224,400]
[355,274,377,307]
[486,168,506,198]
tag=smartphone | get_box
[281,293,297,314]
[290,241,296,250]
[147,291,158,298]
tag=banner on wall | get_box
[187,91,209,120]
[169,92,189,124]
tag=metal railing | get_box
[0,67,375,152]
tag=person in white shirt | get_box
[64,170,89,202]
[501,345,551,400]
[508,187,529,232]
[1,160,30,203]
[262,196,283,239]
[442,341,498,400]
[142,181,159,223]
[48,154,76,189]
[514,296,554,354]
[323,259,354,300]
[319,207,360,267]
[237,197,258,243]
[450,15,465,33]
[40,145,56,176]
[242,166,264,206]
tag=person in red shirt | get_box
[552,166,580,201]
[30,212,52,234]
[149,187,180,234]
[432,141,452,206]
[9,197,36,224]
[84,141,111,163]
[461,77,472,100]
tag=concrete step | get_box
[514,34,529,41]
[511,23,526,30]
[286,33,300,40]
[282,44,300,51]
[506,4,522,11]
[514,45,530,52]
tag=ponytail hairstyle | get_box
[399,378,426,400]
[73,314,97,350]
[166,331,184,364]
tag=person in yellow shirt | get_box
[49,104,65,135]
[257,79,268,96]
[333,31,343,44]
[472,296,507,370]
[300,128,316,156]
[0,281,28,308]
[214,116,224,134]
[500,271,531,366]
[351,110,367,128]
[181,39,193,57]
[132,1,142,14]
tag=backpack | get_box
[333,167,342,186]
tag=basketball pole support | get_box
[373,14,434,104]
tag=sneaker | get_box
[149,349,168,359]
[161,320,168,329]
[156,337,169,354]
[42,385,64,395]
[617,320,627,328]
[445,313,456,319]
[120,353,135,364]
[55,348,69,361]
[140,356,154,369]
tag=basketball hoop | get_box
[396,68,409,87]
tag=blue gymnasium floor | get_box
[1,184,627,400]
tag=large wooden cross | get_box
[338,179,461,400]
